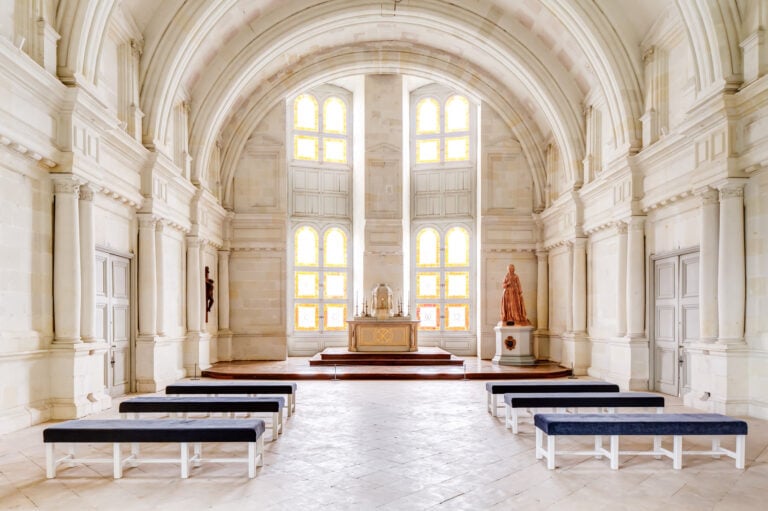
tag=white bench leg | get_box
[272,412,279,440]
[712,438,721,459]
[511,407,519,434]
[180,442,190,478]
[193,443,202,466]
[487,392,492,414]
[547,435,556,470]
[653,436,662,459]
[736,435,746,469]
[673,436,683,469]
[113,443,123,479]
[492,394,499,417]
[45,443,55,478]
[257,435,265,467]
[594,435,603,459]
[289,394,295,417]
[248,442,256,478]
[610,436,619,469]
[535,428,543,459]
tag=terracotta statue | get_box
[500,264,530,326]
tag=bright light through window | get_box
[324,138,346,163]
[445,95,469,132]
[446,227,469,266]
[416,98,440,134]
[324,228,346,266]
[295,94,318,131]
[445,137,469,161]
[323,97,346,134]
[417,229,439,266]
[295,227,318,266]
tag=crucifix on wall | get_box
[205,266,215,323]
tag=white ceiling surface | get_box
[119,0,669,156]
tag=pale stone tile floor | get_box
[1,379,767,510]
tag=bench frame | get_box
[534,416,746,470]
[165,384,296,418]
[120,397,284,441]
[485,382,620,417]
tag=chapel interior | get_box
[2,0,768,507]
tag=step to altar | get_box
[309,347,466,366]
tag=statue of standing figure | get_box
[500,264,530,326]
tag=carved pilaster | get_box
[53,176,81,343]
[717,181,746,343]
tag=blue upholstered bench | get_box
[503,392,664,433]
[166,382,297,417]
[119,396,285,440]
[485,381,620,417]
[43,418,266,478]
[533,413,747,470]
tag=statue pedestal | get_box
[493,325,536,366]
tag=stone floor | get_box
[1,379,767,510]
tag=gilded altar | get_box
[347,319,420,352]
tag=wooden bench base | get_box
[533,413,747,470]
[43,419,266,479]
[485,381,620,417]
[504,392,665,433]
[165,383,297,417]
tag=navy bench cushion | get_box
[504,392,664,408]
[486,381,620,394]
[166,383,297,394]
[119,396,285,414]
[43,419,266,443]
[534,413,748,436]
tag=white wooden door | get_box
[94,252,132,396]
[652,252,699,396]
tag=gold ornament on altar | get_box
[372,283,394,320]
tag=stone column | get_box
[698,187,719,342]
[155,221,166,336]
[572,238,587,333]
[53,177,81,343]
[78,185,96,341]
[535,250,549,331]
[717,183,746,343]
[186,237,201,333]
[137,215,157,336]
[626,217,646,337]
[615,222,628,337]
[565,242,574,333]
[218,249,231,331]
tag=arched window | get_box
[414,225,472,332]
[293,225,349,332]
[292,93,349,164]
[414,94,471,164]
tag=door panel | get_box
[654,256,678,395]
[652,252,699,396]
[95,251,132,397]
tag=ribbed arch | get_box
[56,0,116,85]
[215,46,552,214]
[675,0,743,93]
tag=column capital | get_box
[186,236,201,248]
[615,221,628,235]
[626,216,645,231]
[78,184,95,201]
[137,214,157,230]
[719,186,744,200]
[52,175,80,195]
[535,249,548,261]
[695,186,719,205]
[155,219,165,233]
[571,237,587,249]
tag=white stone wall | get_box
[0,159,52,433]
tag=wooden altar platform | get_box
[309,347,464,366]
[201,354,571,380]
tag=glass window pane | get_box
[416,272,440,299]
[323,138,347,163]
[445,304,469,330]
[324,304,347,330]
[324,228,347,266]
[294,135,318,160]
[445,137,469,161]
[295,271,319,298]
[445,95,469,132]
[295,304,318,330]
[416,228,440,267]
[416,139,440,163]
[445,272,469,298]
[417,304,440,330]
[294,94,318,131]
[445,227,469,266]
[323,97,346,134]
[324,272,346,298]
[295,227,318,266]
[416,98,440,134]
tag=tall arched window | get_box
[414,94,471,164]
[292,93,349,164]
[414,225,472,333]
[293,225,349,332]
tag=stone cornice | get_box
[0,133,57,168]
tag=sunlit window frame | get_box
[416,228,440,268]
[291,91,350,165]
[412,92,472,165]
